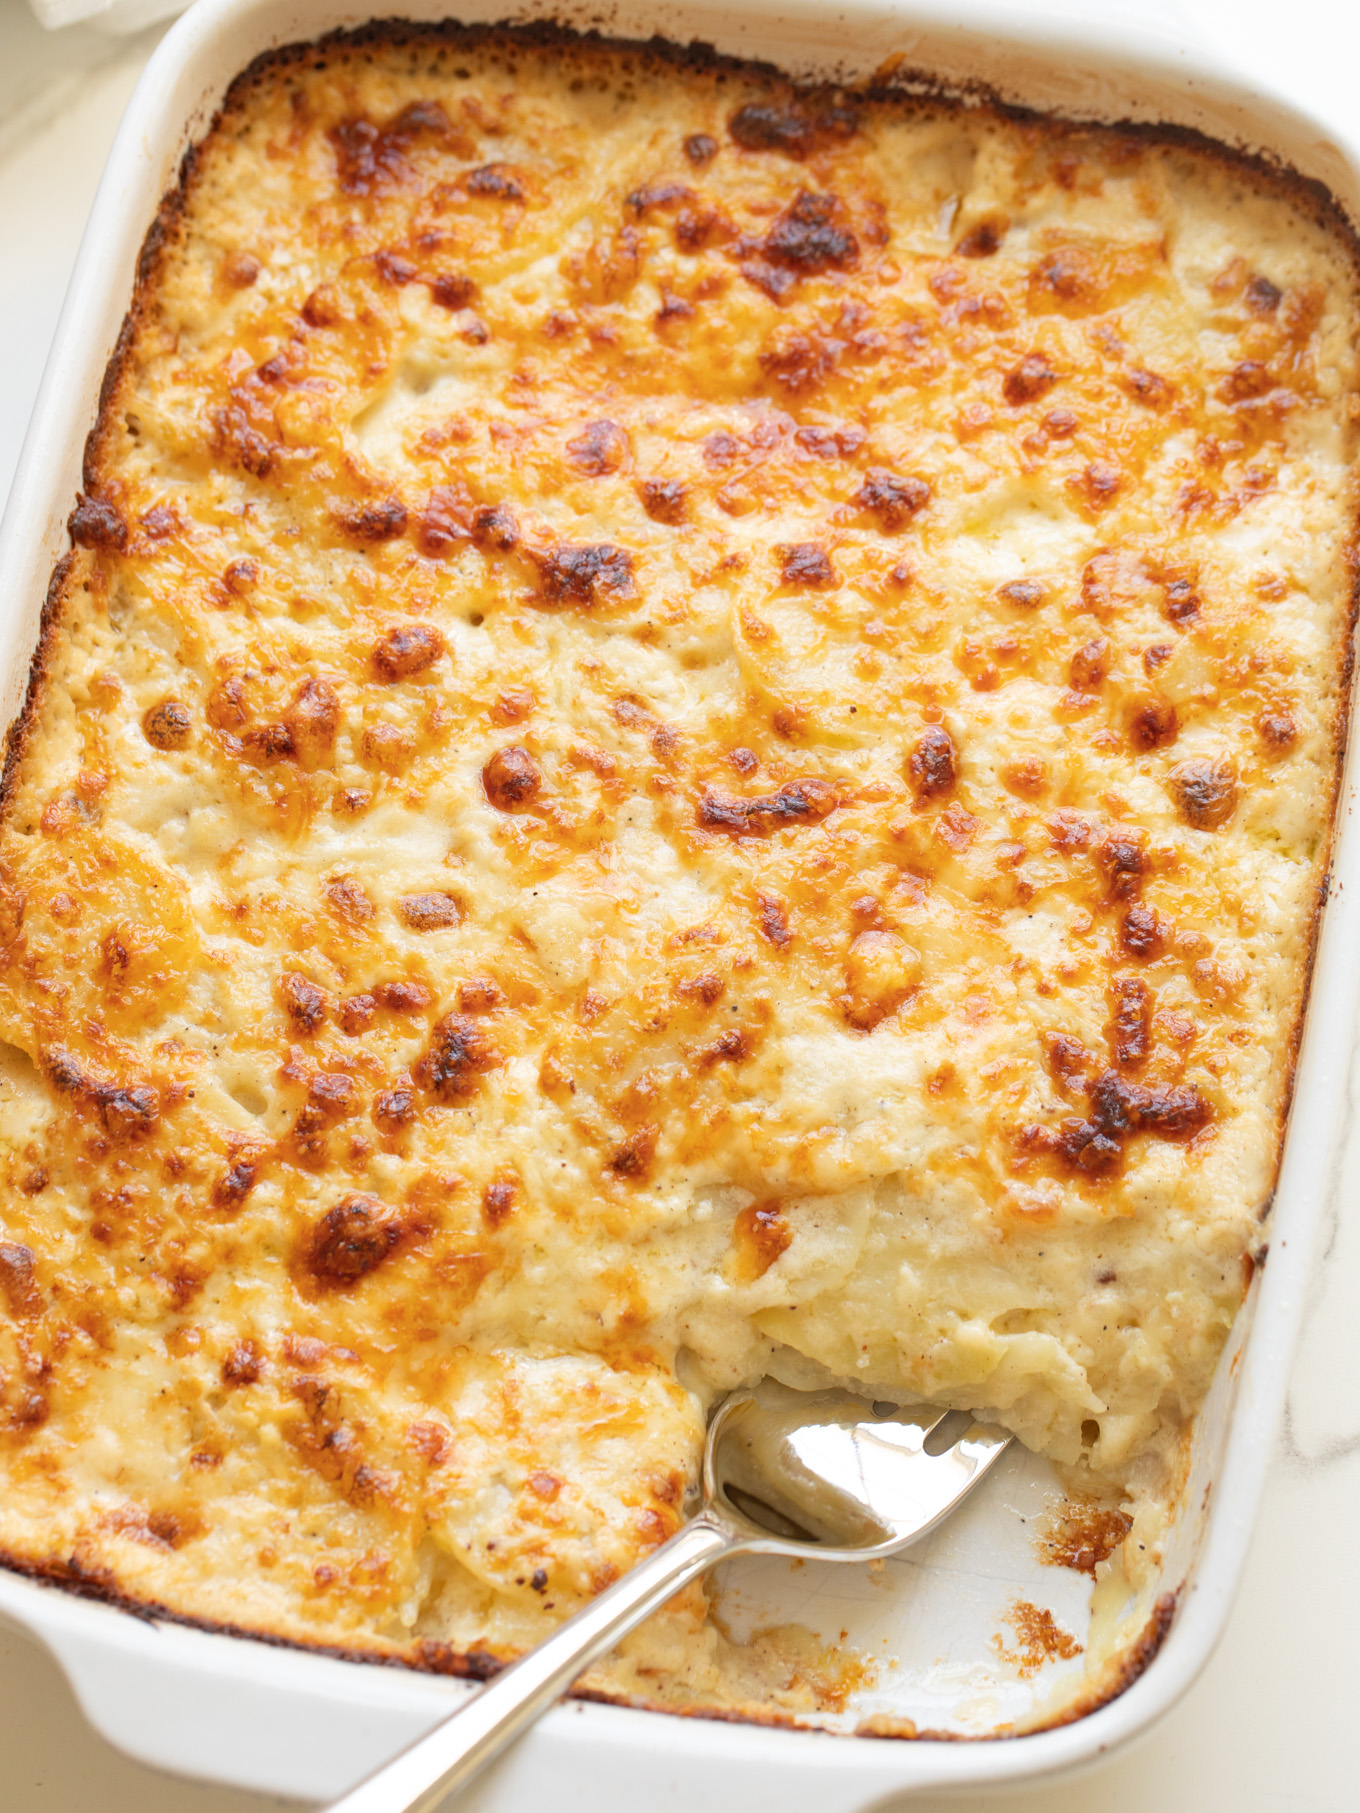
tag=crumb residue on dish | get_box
[993,1600,1084,1678]
[1037,1497,1133,1577]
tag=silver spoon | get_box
[326,1387,1012,1813]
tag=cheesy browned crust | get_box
[0,22,1355,1720]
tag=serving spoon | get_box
[326,1387,1012,1813]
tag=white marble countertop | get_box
[0,0,1354,1805]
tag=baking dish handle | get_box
[324,1512,736,1813]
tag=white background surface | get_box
[0,0,1356,1805]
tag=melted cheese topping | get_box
[0,26,1355,1713]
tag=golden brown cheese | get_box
[0,22,1355,1717]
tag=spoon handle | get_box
[325,1513,735,1813]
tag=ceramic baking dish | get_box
[0,0,1357,1802]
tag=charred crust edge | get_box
[0,1541,1179,1737]
[0,551,73,817]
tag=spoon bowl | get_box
[707,1387,1011,1557]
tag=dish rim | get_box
[0,0,1357,1801]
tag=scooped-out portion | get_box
[0,21,1354,1729]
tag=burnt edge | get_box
[0,1534,1180,1741]
[203,14,1360,252]
[0,133,200,821]
[0,551,73,818]
[855,1589,1181,1740]
[3,10,1357,1727]
[1024,1588,1181,1736]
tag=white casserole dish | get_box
[0,0,1356,1801]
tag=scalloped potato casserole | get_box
[0,22,1355,1722]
